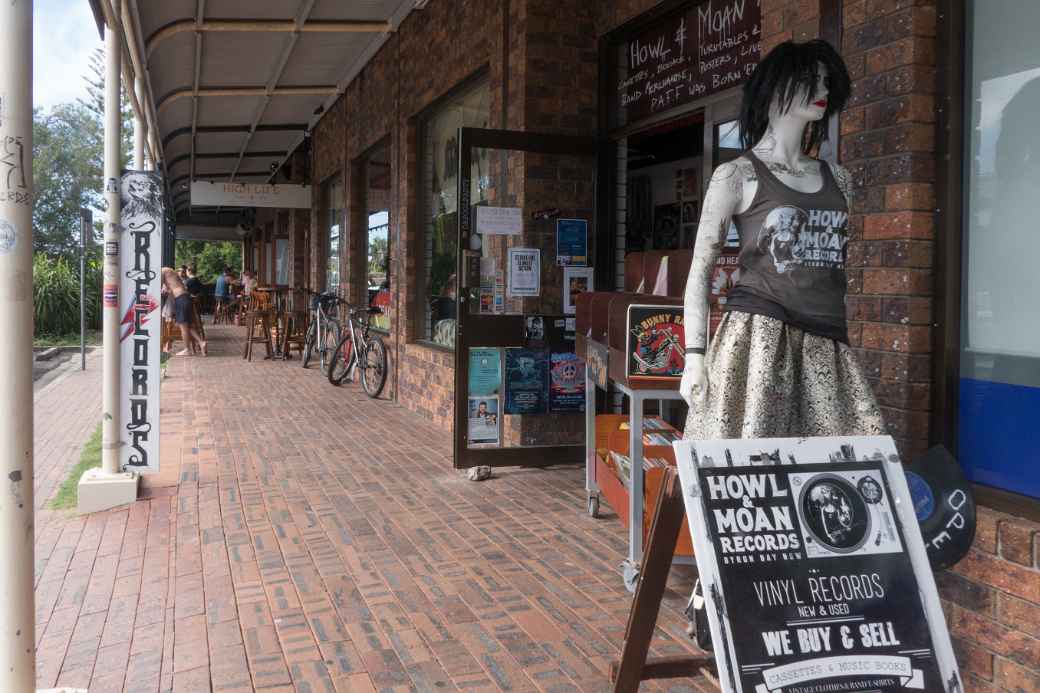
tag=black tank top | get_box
[724,152,850,342]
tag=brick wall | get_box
[941,509,1040,691]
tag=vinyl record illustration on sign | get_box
[798,475,870,554]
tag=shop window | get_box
[714,119,742,167]
[419,78,491,348]
[322,174,343,293]
[363,142,392,332]
[960,0,1040,499]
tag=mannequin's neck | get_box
[753,116,810,165]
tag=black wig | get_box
[738,39,851,153]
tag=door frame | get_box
[452,127,599,469]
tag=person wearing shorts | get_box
[162,267,207,356]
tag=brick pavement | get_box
[34,327,713,692]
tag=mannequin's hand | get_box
[680,353,707,407]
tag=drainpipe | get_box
[133,76,145,169]
[0,0,36,688]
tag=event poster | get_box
[556,218,588,266]
[549,352,585,412]
[468,347,502,396]
[507,248,540,297]
[563,266,594,315]
[466,396,500,447]
[674,436,962,693]
[504,348,548,414]
[119,171,164,473]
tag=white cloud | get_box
[33,0,103,111]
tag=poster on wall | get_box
[550,352,586,412]
[673,436,962,693]
[468,347,502,396]
[563,266,594,315]
[476,206,522,235]
[119,171,164,474]
[710,251,741,337]
[467,396,500,447]
[555,218,588,266]
[504,348,548,415]
[653,203,681,250]
[507,248,540,297]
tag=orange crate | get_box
[594,416,693,557]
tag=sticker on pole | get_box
[0,219,17,254]
[103,283,118,307]
[105,240,119,256]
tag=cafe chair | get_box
[243,293,274,361]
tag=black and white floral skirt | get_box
[683,311,886,440]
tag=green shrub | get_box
[33,253,101,337]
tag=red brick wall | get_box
[942,509,1040,691]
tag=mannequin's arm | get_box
[679,160,746,405]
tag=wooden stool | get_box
[280,310,309,359]
[243,294,273,361]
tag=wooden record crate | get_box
[593,414,694,557]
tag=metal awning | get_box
[98,0,422,236]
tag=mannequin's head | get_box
[739,40,851,153]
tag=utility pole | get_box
[133,76,145,170]
[0,0,36,688]
[78,0,138,513]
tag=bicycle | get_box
[327,304,388,398]
[301,289,342,374]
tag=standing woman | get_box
[681,40,885,439]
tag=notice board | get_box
[673,436,961,693]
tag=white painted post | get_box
[78,0,138,514]
[133,76,145,170]
[102,0,123,477]
[0,0,36,689]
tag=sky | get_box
[33,0,103,111]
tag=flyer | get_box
[503,348,548,415]
[563,266,594,315]
[468,347,501,396]
[674,436,962,693]
[466,396,500,446]
[475,206,522,235]
[555,218,588,266]
[549,352,585,412]
[507,248,540,297]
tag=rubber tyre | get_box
[319,319,341,375]
[328,334,355,386]
[301,322,316,368]
[360,336,388,398]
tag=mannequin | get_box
[681,40,884,439]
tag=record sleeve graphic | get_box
[798,474,870,554]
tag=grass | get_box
[50,422,102,510]
[34,330,101,348]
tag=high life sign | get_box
[190,180,311,209]
[119,171,164,473]
[674,436,962,693]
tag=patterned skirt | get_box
[683,311,885,440]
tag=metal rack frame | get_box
[584,367,694,590]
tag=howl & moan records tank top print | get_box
[723,151,851,343]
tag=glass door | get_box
[453,127,599,470]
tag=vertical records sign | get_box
[119,171,164,473]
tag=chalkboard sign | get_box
[674,436,962,693]
[615,0,762,126]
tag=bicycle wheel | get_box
[301,320,316,368]
[320,318,341,375]
[360,336,388,398]
[327,332,355,386]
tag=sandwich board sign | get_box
[673,436,962,693]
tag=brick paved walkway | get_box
[34,327,712,692]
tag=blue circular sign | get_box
[905,471,935,522]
